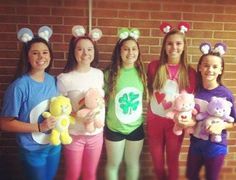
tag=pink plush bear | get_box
[167,91,197,136]
[196,96,234,142]
[76,88,105,133]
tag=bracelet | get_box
[38,123,41,132]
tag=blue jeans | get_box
[20,145,61,180]
[186,137,226,180]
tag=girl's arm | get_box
[0,116,56,133]
[226,122,234,129]
[207,121,234,135]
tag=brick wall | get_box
[1,0,236,179]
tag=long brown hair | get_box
[14,36,53,81]
[105,37,148,102]
[63,36,99,73]
[196,52,224,91]
[152,29,190,92]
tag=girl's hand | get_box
[76,111,95,123]
[39,116,57,132]
[206,121,226,135]
[178,119,196,128]
[83,111,96,123]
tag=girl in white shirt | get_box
[57,26,104,180]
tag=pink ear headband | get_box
[160,22,190,34]
[199,42,227,56]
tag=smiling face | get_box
[199,54,223,88]
[74,39,95,69]
[28,42,51,73]
[165,33,184,64]
[120,39,139,68]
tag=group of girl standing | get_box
[0,22,235,180]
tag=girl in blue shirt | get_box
[0,27,61,180]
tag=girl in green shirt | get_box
[104,28,148,180]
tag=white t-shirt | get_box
[57,68,105,136]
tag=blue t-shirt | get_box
[1,73,58,151]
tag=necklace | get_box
[166,64,180,80]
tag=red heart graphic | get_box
[154,91,165,104]
[162,100,172,110]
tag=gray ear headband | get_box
[199,42,227,56]
[17,26,53,43]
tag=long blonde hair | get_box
[152,29,190,93]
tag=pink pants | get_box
[147,108,184,180]
[63,133,103,180]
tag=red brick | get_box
[64,17,88,26]
[29,16,63,25]
[16,7,50,15]
[0,6,15,14]
[194,5,224,13]
[0,15,28,23]
[98,18,129,27]
[119,11,149,19]
[29,0,63,6]
[64,0,87,7]
[0,0,27,5]
[94,9,118,18]
[52,7,85,16]
[151,12,182,20]
[193,22,223,30]
[95,1,128,9]
[130,2,161,11]
[131,20,160,28]
[215,14,236,23]
[163,3,193,12]
[183,12,213,21]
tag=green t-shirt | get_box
[105,67,144,134]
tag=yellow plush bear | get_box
[42,95,75,146]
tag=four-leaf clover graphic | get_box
[119,92,140,114]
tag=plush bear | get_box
[196,96,234,142]
[166,91,197,136]
[76,88,105,133]
[42,95,75,145]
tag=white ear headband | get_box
[199,42,212,54]
[213,43,227,56]
[199,42,227,56]
[72,25,102,41]
[38,26,53,42]
[17,26,53,43]
[17,28,33,43]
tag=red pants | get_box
[147,108,184,180]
